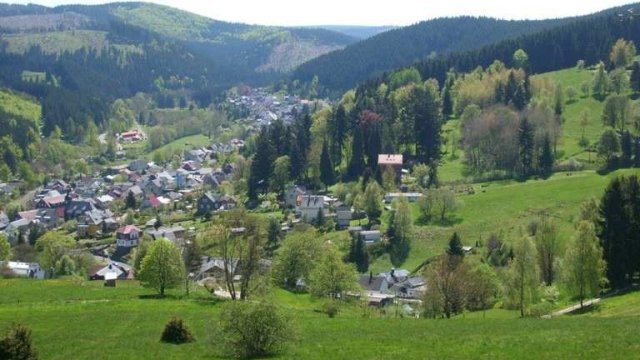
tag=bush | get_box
[160,317,195,344]
[323,301,339,318]
[217,301,293,359]
[0,323,38,360]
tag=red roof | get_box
[121,130,141,138]
[117,225,140,235]
[147,195,162,208]
[18,210,38,222]
[41,195,66,207]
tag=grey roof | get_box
[359,275,387,291]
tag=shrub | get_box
[217,301,293,359]
[323,301,339,318]
[160,317,195,344]
[0,323,38,360]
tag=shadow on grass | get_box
[566,303,601,315]
[415,216,463,227]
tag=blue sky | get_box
[6,0,637,26]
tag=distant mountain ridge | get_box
[292,16,577,93]
[307,25,397,39]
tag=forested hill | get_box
[0,1,356,141]
[292,16,574,94]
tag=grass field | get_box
[369,168,640,273]
[1,279,639,359]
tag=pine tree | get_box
[517,117,535,178]
[319,139,335,188]
[126,190,137,209]
[413,82,442,163]
[332,105,347,162]
[350,236,369,273]
[538,134,554,178]
[621,131,633,167]
[347,127,365,180]
[446,232,465,257]
[598,177,631,289]
[631,62,640,93]
[248,127,274,200]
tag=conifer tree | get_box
[347,127,365,180]
[320,139,335,188]
[517,117,535,178]
[446,232,465,257]
[538,134,554,178]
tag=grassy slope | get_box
[371,169,640,273]
[3,30,142,56]
[0,88,41,123]
[1,279,639,359]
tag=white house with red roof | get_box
[116,225,141,248]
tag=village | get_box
[0,126,428,309]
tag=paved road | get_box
[552,298,600,316]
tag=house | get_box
[380,268,411,285]
[142,195,170,209]
[65,198,98,221]
[3,262,45,279]
[394,276,427,299]
[144,178,164,196]
[217,195,237,210]
[120,130,143,142]
[35,194,66,210]
[147,226,187,246]
[298,195,326,222]
[285,185,306,208]
[77,210,117,238]
[197,193,218,215]
[89,263,129,281]
[384,192,423,204]
[377,154,403,168]
[116,225,141,248]
[0,211,9,230]
[196,256,239,281]
[128,159,148,172]
[358,273,394,307]
[335,202,353,229]
[126,185,144,199]
[185,149,207,162]
[359,230,381,244]
[182,161,201,172]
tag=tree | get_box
[597,129,620,163]
[592,61,609,99]
[387,197,412,266]
[265,217,282,257]
[466,260,501,312]
[319,140,335,189]
[347,236,369,273]
[362,181,383,223]
[272,229,324,290]
[517,117,535,178]
[182,239,202,296]
[579,110,590,146]
[0,324,38,360]
[609,38,636,69]
[513,49,529,69]
[422,255,470,318]
[125,190,137,209]
[137,238,185,297]
[270,155,290,197]
[412,81,442,163]
[598,177,632,289]
[161,317,195,344]
[446,232,465,257]
[427,159,439,189]
[538,134,554,178]
[0,234,11,261]
[609,69,630,94]
[347,127,365,180]
[630,62,640,93]
[602,94,630,132]
[534,217,559,286]
[217,301,293,359]
[309,244,358,299]
[564,221,606,307]
[34,232,75,275]
[431,188,459,222]
[505,235,540,317]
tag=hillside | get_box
[309,25,396,39]
[0,88,40,153]
[0,279,639,359]
[293,16,572,93]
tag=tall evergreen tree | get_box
[332,105,348,163]
[538,134,554,178]
[248,127,274,200]
[621,131,633,167]
[125,190,137,209]
[446,232,465,257]
[413,83,442,163]
[347,127,365,180]
[517,117,535,178]
[631,61,640,93]
[319,139,335,188]
[598,177,632,289]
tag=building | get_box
[335,202,353,229]
[359,230,382,244]
[297,195,326,223]
[197,193,218,215]
[116,225,141,248]
[384,192,423,204]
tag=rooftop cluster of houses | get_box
[359,268,427,306]
[226,87,309,125]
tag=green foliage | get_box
[601,94,630,132]
[363,181,383,223]
[0,323,38,360]
[34,232,75,274]
[160,317,194,345]
[0,234,11,261]
[564,221,606,306]
[504,235,540,317]
[138,238,185,296]
[534,217,559,286]
[272,229,324,290]
[446,232,464,257]
[609,38,636,69]
[217,301,293,359]
[309,245,358,298]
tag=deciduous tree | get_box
[138,238,185,297]
[564,221,606,307]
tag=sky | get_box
[6,0,638,26]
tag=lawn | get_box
[369,168,640,273]
[1,279,639,359]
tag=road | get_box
[551,298,600,316]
